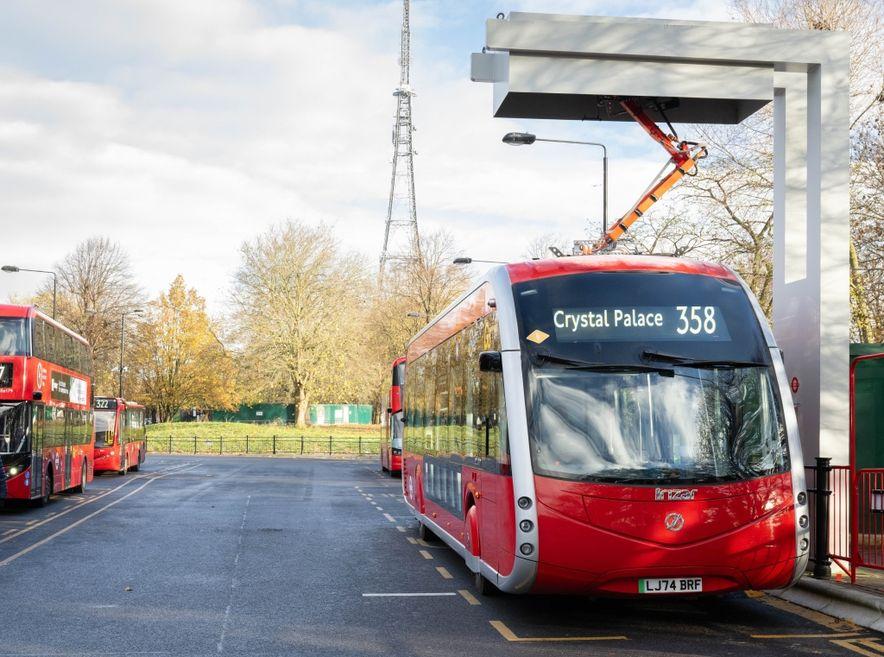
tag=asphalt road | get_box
[0,455,882,657]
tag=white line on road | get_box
[383,513,395,522]
[0,464,200,567]
[217,494,251,654]
[362,592,457,597]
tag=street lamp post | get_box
[1,265,57,318]
[119,309,144,399]
[502,132,608,234]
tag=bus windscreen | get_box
[0,319,28,356]
[513,271,787,484]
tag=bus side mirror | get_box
[479,351,502,373]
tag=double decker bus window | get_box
[0,318,29,356]
[0,403,30,454]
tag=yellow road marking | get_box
[0,464,200,567]
[748,591,859,633]
[753,632,862,639]
[489,620,627,643]
[436,567,453,579]
[458,589,481,606]
[419,549,433,560]
[832,638,884,656]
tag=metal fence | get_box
[805,459,852,578]
[147,435,380,457]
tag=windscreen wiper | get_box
[641,350,766,369]
[531,351,675,376]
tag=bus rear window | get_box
[0,318,29,356]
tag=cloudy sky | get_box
[0,0,735,312]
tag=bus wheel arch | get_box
[464,501,481,557]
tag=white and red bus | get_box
[402,256,808,595]
[381,357,406,475]
[93,397,146,475]
[0,305,94,505]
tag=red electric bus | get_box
[402,256,809,596]
[93,397,147,475]
[381,357,406,475]
[0,305,94,505]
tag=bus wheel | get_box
[74,463,87,493]
[474,571,498,596]
[35,470,52,507]
[418,522,437,542]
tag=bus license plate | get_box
[639,577,702,594]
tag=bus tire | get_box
[35,470,52,507]
[418,522,437,542]
[74,462,87,493]
[473,571,498,597]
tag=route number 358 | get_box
[676,306,717,335]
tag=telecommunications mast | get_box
[379,0,420,281]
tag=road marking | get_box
[396,526,407,532]
[362,592,457,597]
[375,506,384,511]
[0,463,195,547]
[753,632,862,639]
[832,638,884,656]
[383,513,396,522]
[2,529,15,536]
[458,589,481,606]
[406,537,418,544]
[419,549,433,560]
[217,495,251,654]
[489,620,627,643]
[436,567,453,579]
[749,591,859,633]
[0,464,200,567]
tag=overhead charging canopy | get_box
[471,12,850,465]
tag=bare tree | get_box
[232,221,373,426]
[37,237,142,394]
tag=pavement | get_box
[776,568,884,634]
[1,455,883,657]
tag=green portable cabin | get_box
[851,344,884,469]
[309,404,373,425]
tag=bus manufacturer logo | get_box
[655,488,697,501]
[664,512,685,532]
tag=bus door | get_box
[63,409,73,489]
[119,408,127,464]
[30,404,43,498]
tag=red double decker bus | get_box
[380,357,406,475]
[402,256,808,596]
[0,305,94,505]
[93,398,147,475]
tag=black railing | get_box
[147,436,380,456]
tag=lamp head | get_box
[502,132,537,146]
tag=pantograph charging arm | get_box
[583,99,707,254]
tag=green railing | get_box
[147,435,381,456]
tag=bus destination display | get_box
[552,305,731,342]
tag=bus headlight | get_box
[517,496,532,510]
[799,515,809,528]
[519,519,534,533]
[800,537,809,552]
[519,543,535,556]
[797,492,807,505]
[7,466,18,476]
